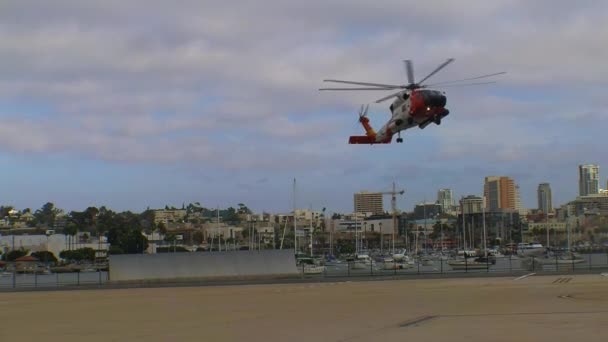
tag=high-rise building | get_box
[579,164,599,196]
[437,189,454,213]
[460,195,483,214]
[537,183,553,213]
[353,191,383,215]
[484,176,518,211]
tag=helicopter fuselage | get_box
[371,89,449,143]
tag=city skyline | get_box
[1,2,607,214]
[1,164,604,215]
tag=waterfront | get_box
[1,253,607,290]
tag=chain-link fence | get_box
[299,253,608,278]
[2,253,607,289]
[0,271,109,289]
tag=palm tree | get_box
[64,222,78,251]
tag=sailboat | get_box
[449,197,491,270]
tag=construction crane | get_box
[378,182,405,254]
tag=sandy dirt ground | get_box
[1,274,607,341]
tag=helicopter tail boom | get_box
[359,116,376,137]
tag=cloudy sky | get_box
[1,0,607,213]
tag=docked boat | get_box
[521,252,585,271]
[381,257,412,270]
[297,257,326,274]
[447,259,490,270]
[417,256,435,266]
[350,254,374,269]
[391,249,407,261]
[517,242,545,257]
[303,265,326,274]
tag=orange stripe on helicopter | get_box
[359,116,376,137]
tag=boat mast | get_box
[471,215,475,250]
[482,196,487,257]
[293,178,297,255]
[329,211,333,255]
[280,216,287,250]
[566,218,571,252]
[309,203,313,257]
[423,198,427,254]
[546,211,550,250]
[391,181,396,255]
[462,198,467,251]
[217,205,220,251]
[355,211,358,254]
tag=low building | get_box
[154,209,187,225]
[0,234,109,261]
[412,202,441,220]
[527,221,567,232]
[568,193,608,216]
[203,223,243,240]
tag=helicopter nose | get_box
[431,94,447,107]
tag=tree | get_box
[96,206,115,237]
[0,206,14,218]
[157,246,189,253]
[84,206,99,227]
[108,245,124,255]
[237,203,252,214]
[105,212,149,254]
[158,221,167,235]
[224,207,240,223]
[63,222,78,251]
[193,231,204,244]
[2,249,28,261]
[34,202,61,227]
[59,248,96,262]
[139,209,156,231]
[336,239,355,254]
[31,251,58,264]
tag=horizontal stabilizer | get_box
[349,136,389,144]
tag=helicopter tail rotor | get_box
[358,104,370,120]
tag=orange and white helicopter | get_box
[319,58,505,144]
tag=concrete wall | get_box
[109,250,298,282]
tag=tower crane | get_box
[378,182,405,254]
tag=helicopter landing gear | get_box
[396,132,403,143]
[434,116,441,125]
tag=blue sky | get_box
[0,0,607,214]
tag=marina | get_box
[3,252,608,290]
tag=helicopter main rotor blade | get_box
[404,60,415,84]
[319,87,398,90]
[323,79,403,88]
[425,72,506,87]
[375,90,407,103]
[417,58,455,85]
[436,81,498,88]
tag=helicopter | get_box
[319,58,505,144]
